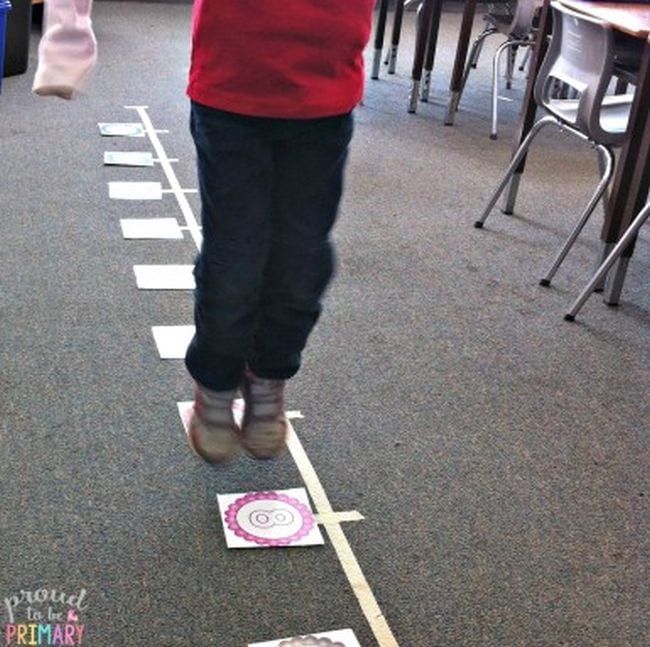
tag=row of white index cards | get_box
[101,122,158,199]
[101,122,188,241]
[101,122,196,358]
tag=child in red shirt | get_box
[185,0,374,462]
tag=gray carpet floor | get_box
[0,2,648,646]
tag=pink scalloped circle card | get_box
[217,488,324,548]
[248,628,361,647]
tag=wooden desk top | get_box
[559,1,650,37]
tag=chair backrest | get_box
[534,1,626,145]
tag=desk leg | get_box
[604,256,631,304]
[409,0,434,113]
[502,173,521,215]
[420,0,444,102]
[387,0,406,74]
[372,0,390,80]
[602,41,650,305]
[501,0,551,211]
[445,0,478,125]
[604,144,650,304]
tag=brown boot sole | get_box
[186,412,241,463]
[240,416,289,460]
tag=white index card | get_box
[109,182,162,200]
[248,628,361,647]
[217,488,324,549]
[104,151,154,167]
[120,218,183,240]
[134,265,195,290]
[98,122,145,137]
[151,325,195,359]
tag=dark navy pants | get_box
[185,102,354,391]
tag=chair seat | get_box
[547,93,634,141]
[486,13,512,28]
[486,13,531,38]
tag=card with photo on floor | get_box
[104,151,154,166]
[98,122,145,137]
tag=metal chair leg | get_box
[539,144,615,286]
[518,46,531,72]
[470,17,496,69]
[470,36,485,69]
[470,27,494,67]
[490,40,512,139]
[506,44,518,90]
[490,39,531,139]
[592,151,612,291]
[614,77,628,95]
[474,116,556,228]
[458,28,496,109]
[564,201,650,320]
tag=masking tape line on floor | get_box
[128,105,399,647]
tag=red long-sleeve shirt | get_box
[187,0,374,119]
